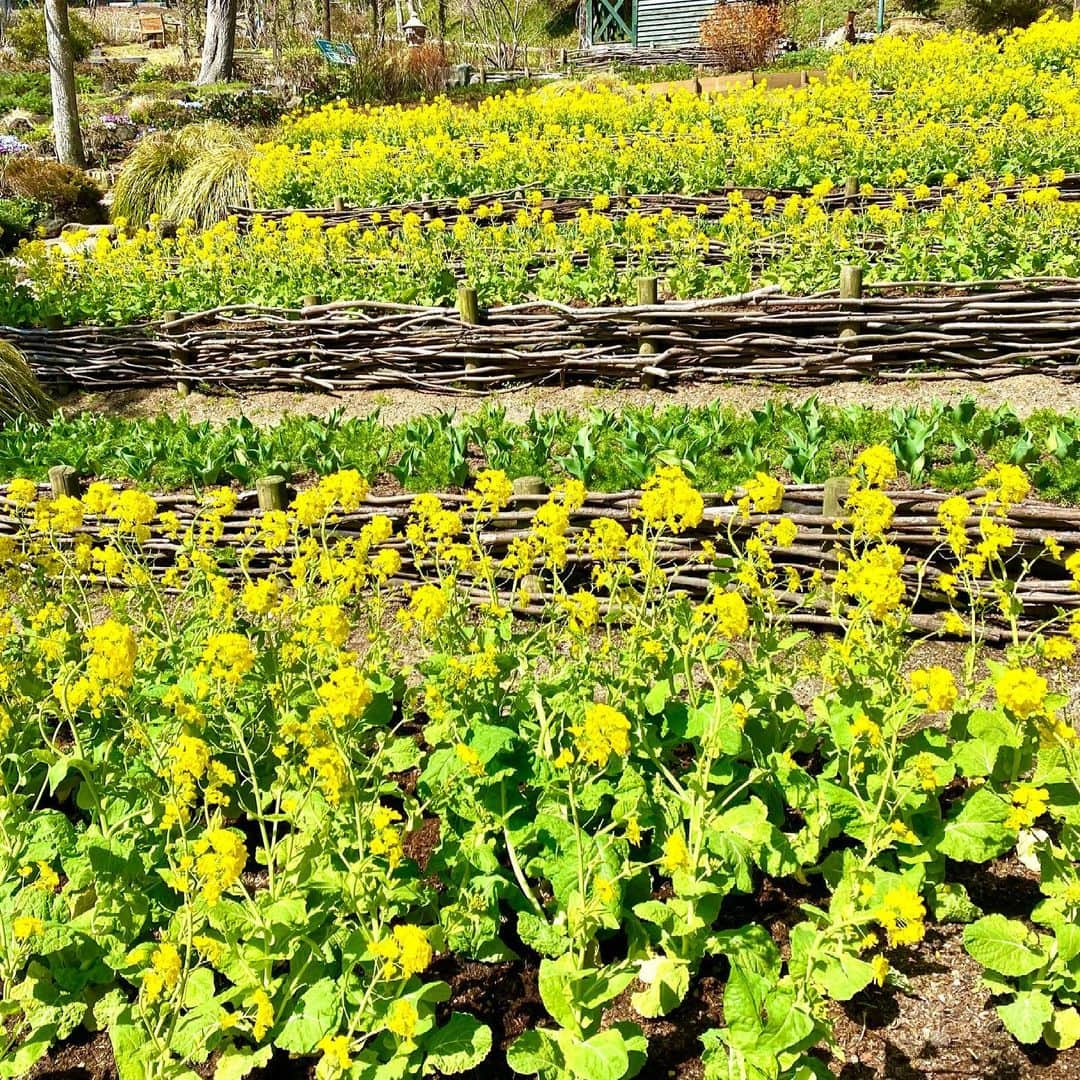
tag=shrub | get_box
[192,84,287,127]
[127,96,194,129]
[4,8,97,62]
[0,157,103,221]
[701,1,787,70]
[0,70,51,117]
[132,59,199,86]
[0,195,40,251]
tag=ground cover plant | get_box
[4,176,1079,326]
[0,450,1078,1079]
[1,397,1080,501]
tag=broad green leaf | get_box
[506,1029,562,1076]
[274,977,341,1053]
[997,990,1053,1044]
[1046,1008,1080,1051]
[537,955,580,1034]
[631,957,690,1018]
[928,882,982,924]
[517,912,570,959]
[938,789,1012,862]
[213,1045,273,1080]
[563,1028,632,1080]
[0,1023,56,1080]
[422,1013,493,1076]
[964,915,1048,977]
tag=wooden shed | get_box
[583,0,720,48]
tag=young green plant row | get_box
[5,397,1080,503]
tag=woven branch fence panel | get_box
[9,280,1080,393]
[228,174,1080,231]
[7,481,1080,641]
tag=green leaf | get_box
[423,1012,493,1076]
[964,915,1048,977]
[631,957,690,1018]
[1046,1008,1080,1051]
[928,882,982,924]
[517,911,570,959]
[563,1028,632,1080]
[506,1029,562,1076]
[938,789,1012,862]
[997,991,1053,1044]
[0,1023,56,1080]
[274,977,341,1053]
[537,956,580,1034]
[213,1045,273,1080]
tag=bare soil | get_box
[57,374,1080,430]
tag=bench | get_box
[138,12,166,47]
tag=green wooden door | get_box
[589,0,636,45]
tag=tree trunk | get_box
[44,0,85,168]
[322,0,331,38]
[198,0,237,84]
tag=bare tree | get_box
[198,0,237,83]
[461,0,529,69]
[44,0,84,167]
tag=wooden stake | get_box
[49,464,80,498]
[256,475,289,512]
[823,476,853,518]
[840,264,863,341]
[457,285,481,326]
[638,276,661,389]
[333,195,345,213]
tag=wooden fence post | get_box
[256,475,289,512]
[162,309,190,397]
[333,195,345,213]
[839,264,863,342]
[458,284,481,379]
[637,275,661,389]
[49,464,81,499]
[458,285,481,326]
[823,476,853,518]
[844,176,859,201]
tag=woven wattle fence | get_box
[228,174,1080,231]
[8,279,1080,393]
[8,480,1080,641]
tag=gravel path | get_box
[59,375,1080,427]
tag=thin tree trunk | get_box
[322,0,331,38]
[44,0,84,168]
[198,0,237,83]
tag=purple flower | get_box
[0,135,29,155]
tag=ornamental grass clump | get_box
[0,342,51,425]
[113,122,254,228]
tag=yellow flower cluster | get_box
[638,465,704,533]
[572,702,632,768]
[371,924,433,981]
[194,827,248,904]
[909,666,958,713]
[875,885,926,948]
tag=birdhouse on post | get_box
[404,13,428,46]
